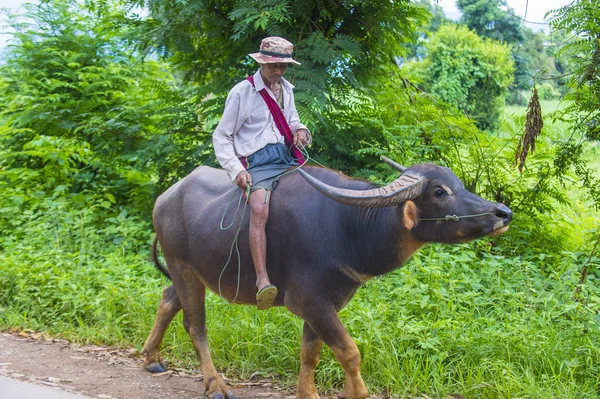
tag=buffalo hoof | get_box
[297,393,322,399]
[146,361,167,373]
[208,391,236,399]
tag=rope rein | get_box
[419,212,496,222]
[218,184,250,303]
[217,142,312,303]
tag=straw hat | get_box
[249,36,301,65]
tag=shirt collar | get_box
[252,69,294,92]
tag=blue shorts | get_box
[245,143,298,192]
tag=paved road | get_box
[0,375,93,399]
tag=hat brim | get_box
[249,53,301,65]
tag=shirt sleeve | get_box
[213,89,247,182]
[287,90,312,144]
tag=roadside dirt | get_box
[0,330,297,399]
[0,330,468,399]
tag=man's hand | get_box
[293,129,309,147]
[235,170,252,190]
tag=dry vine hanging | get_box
[515,86,543,173]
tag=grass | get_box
[504,99,565,117]
[1,199,599,398]
[504,99,571,141]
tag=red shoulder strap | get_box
[246,76,305,164]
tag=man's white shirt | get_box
[213,69,310,182]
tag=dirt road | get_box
[0,331,295,399]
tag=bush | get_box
[506,89,529,106]
[407,24,515,131]
[536,83,561,100]
[0,0,198,219]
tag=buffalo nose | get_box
[495,204,513,224]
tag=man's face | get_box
[261,63,288,85]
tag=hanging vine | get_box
[515,86,543,173]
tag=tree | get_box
[457,0,563,103]
[0,0,195,221]
[124,0,429,171]
[549,0,600,207]
[516,30,561,86]
[457,0,524,44]
[408,24,514,131]
[404,0,451,62]
[552,0,600,141]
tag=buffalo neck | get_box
[346,204,422,277]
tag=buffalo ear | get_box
[402,200,419,230]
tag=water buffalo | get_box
[141,159,512,399]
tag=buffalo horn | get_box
[381,156,407,172]
[298,169,425,208]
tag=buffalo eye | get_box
[434,188,446,198]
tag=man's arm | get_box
[212,90,247,182]
[287,90,312,147]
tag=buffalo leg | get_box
[300,306,368,399]
[297,322,323,399]
[141,284,182,373]
[174,272,236,399]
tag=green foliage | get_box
[358,75,478,171]
[371,74,585,252]
[457,0,563,102]
[2,212,599,398]
[337,74,577,260]
[514,29,563,92]
[408,24,514,131]
[551,0,600,142]
[548,0,600,209]
[536,82,561,100]
[0,196,158,342]
[457,0,524,44]
[123,0,429,171]
[404,0,451,61]
[350,245,600,398]
[1,1,600,398]
[0,0,199,218]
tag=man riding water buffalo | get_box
[142,36,514,399]
[212,36,310,310]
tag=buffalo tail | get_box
[152,236,172,280]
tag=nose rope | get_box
[420,212,497,222]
